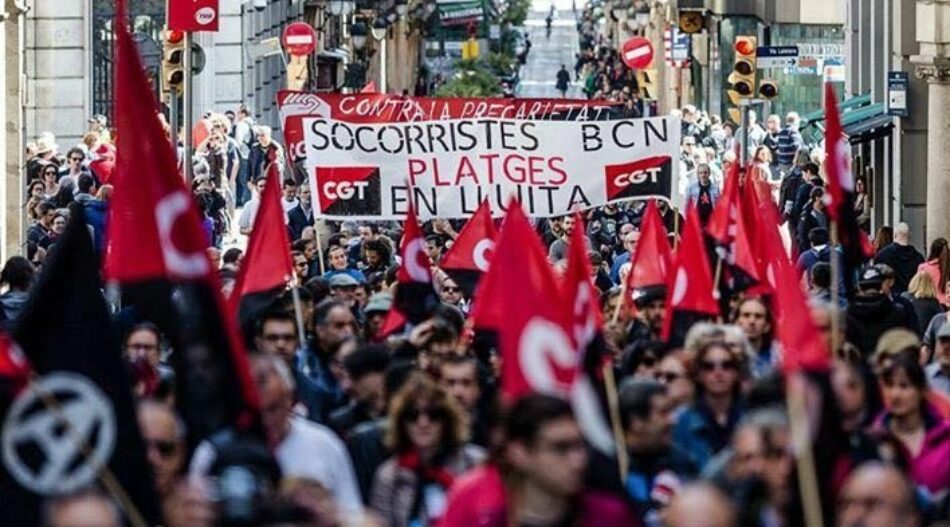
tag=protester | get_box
[876,223,926,295]
[370,373,485,526]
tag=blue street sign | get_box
[887,71,909,117]
[757,46,799,68]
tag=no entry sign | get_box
[621,37,654,70]
[282,22,318,57]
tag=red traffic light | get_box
[166,29,185,44]
[734,37,755,56]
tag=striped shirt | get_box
[776,125,803,166]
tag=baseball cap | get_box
[328,273,360,289]
[858,265,884,290]
[632,285,666,307]
[363,293,393,315]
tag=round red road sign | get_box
[621,37,654,70]
[282,22,317,57]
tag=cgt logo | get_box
[604,155,672,201]
[315,166,382,216]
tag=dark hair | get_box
[222,248,243,264]
[386,372,468,453]
[291,239,312,253]
[281,178,296,189]
[66,147,85,161]
[425,234,443,247]
[879,354,928,392]
[873,226,894,253]
[620,340,666,377]
[504,394,574,446]
[256,308,296,337]
[0,256,35,291]
[304,276,331,305]
[810,186,824,201]
[313,298,347,327]
[808,227,829,247]
[803,162,820,175]
[122,321,162,348]
[364,239,391,263]
[35,200,56,218]
[343,344,390,380]
[926,237,950,289]
[360,223,380,235]
[618,378,665,428]
[811,262,832,289]
[327,233,348,249]
[77,174,96,194]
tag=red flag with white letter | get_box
[379,203,441,336]
[662,204,718,345]
[440,200,498,297]
[486,202,574,399]
[106,9,260,445]
[562,213,616,455]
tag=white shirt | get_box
[190,417,363,515]
[238,197,259,233]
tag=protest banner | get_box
[302,113,681,220]
[277,91,621,164]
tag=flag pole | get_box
[602,362,630,479]
[829,220,841,352]
[786,374,826,527]
[315,223,326,276]
[290,278,307,346]
[611,274,628,323]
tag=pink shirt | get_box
[918,260,946,305]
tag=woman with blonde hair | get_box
[902,271,944,336]
[371,373,485,527]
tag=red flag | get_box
[752,199,789,296]
[378,202,440,336]
[824,83,850,224]
[562,213,615,455]
[440,200,498,296]
[106,14,260,441]
[229,164,293,311]
[361,81,378,93]
[707,161,761,295]
[661,205,718,343]
[620,200,672,314]
[481,202,572,399]
[0,332,30,397]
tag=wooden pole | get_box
[315,223,326,276]
[602,362,629,479]
[611,272,629,324]
[290,279,307,346]
[786,374,826,527]
[829,220,841,352]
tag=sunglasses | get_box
[656,371,682,383]
[442,287,460,293]
[70,157,83,162]
[403,406,448,423]
[701,359,737,372]
[144,439,178,458]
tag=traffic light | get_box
[162,29,185,93]
[758,79,779,100]
[728,36,757,99]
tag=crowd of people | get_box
[6,4,950,527]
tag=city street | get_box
[3,2,950,527]
[518,3,582,98]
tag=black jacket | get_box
[846,293,914,356]
[875,243,925,295]
[287,204,314,241]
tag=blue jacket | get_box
[685,181,721,208]
[673,399,745,469]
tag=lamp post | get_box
[372,17,388,93]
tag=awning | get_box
[439,0,484,26]
[842,103,893,144]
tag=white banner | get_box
[304,115,681,220]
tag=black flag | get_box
[1,204,161,526]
